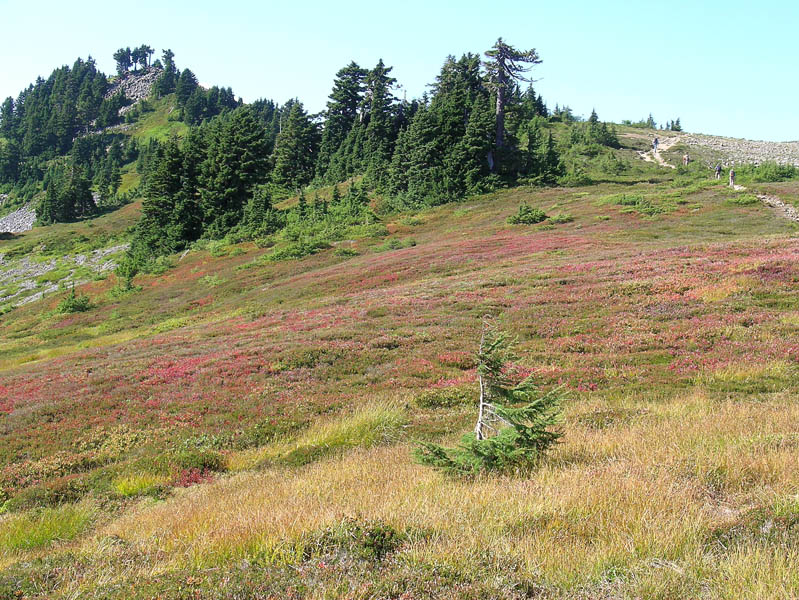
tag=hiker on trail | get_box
[653,137,659,152]
[729,167,736,187]
[683,153,690,166]
[714,164,722,179]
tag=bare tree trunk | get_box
[474,322,488,440]
[492,61,506,174]
[495,82,505,151]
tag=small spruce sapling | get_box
[415,319,563,475]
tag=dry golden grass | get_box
[96,387,799,593]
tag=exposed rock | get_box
[0,243,130,306]
[105,67,162,104]
[680,134,799,166]
[0,204,36,233]
[758,194,799,223]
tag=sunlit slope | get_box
[1,174,798,598]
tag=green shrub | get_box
[200,274,224,287]
[147,255,174,275]
[549,213,575,224]
[334,246,359,257]
[749,162,797,183]
[114,254,140,289]
[507,202,548,224]
[207,241,229,257]
[374,238,416,252]
[171,449,225,473]
[415,325,564,476]
[36,268,71,285]
[726,194,759,206]
[267,239,330,261]
[305,518,405,562]
[602,193,673,216]
[57,287,92,313]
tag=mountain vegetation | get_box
[1,38,799,600]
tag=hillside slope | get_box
[1,165,798,597]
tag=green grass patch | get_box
[695,362,797,395]
[228,404,407,471]
[112,473,169,498]
[129,96,189,142]
[0,502,94,553]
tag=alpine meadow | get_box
[1,28,799,600]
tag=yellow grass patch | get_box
[687,276,757,303]
[100,389,799,590]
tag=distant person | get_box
[714,164,722,179]
[729,167,736,187]
[653,137,659,152]
[682,153,690,166]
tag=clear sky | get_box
[1,0,796,141]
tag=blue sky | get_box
[1,0,796,141]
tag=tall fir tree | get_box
[271,101,319,190]
[176,68,199,106]
[483,38,541,168]
[199,106,269,237]
[361,59,397,188]
[317,61,367,181]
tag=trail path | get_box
[752,191,799,223]
[637,136,680,169]
[631,135,799,224]
[723,182,798,224]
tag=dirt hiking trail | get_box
[637,136,679,169]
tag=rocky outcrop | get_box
[0,244,129,306]
[0,204,36,233]
[681,134,799,166]
[105,67,162,115]
[758,194,799,223]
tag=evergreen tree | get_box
[0,139,20,183]
[0,97,14,136]
[183,87,207,125]
[199,106,269,237]
[137,44,154,68]
[449,95,496,194]
[415,321,564,476]
[317,61,367,180]
[241,184,277,237]
[271,101,319,189]
[172,127,206,244]
[37,162,94,224]
[540,131,562,184]
[388,105,441,206]
[132,137,184,256]
[361,59,397,188]
[130,47,143,73]
[154,49,178,96]
[483,38,541,164]
[113,47,132,75]
[176,68,199,106]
